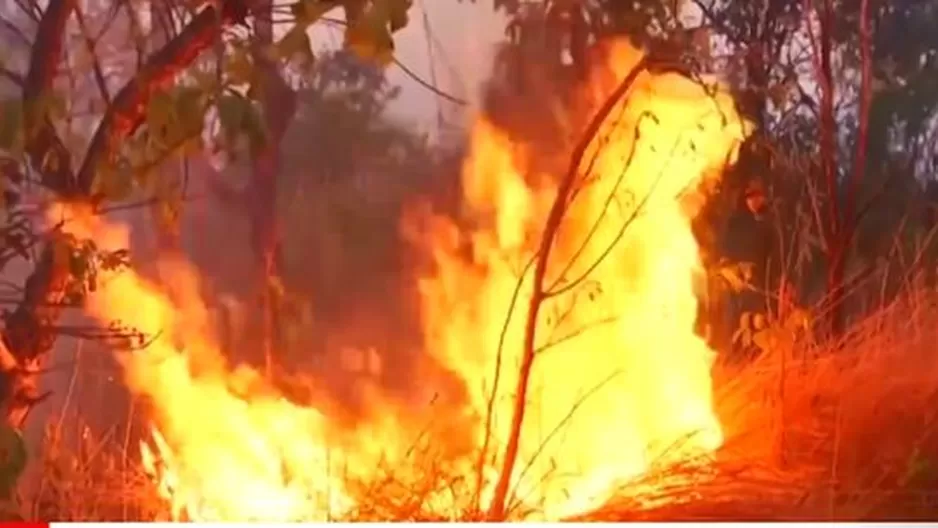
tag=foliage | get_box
[0,421,25,520]
[276,50,437,326]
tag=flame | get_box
[52,39,748,521]
[405,40,749,518]
[49,204,358,521]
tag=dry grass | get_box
[586,285,938,521]
[25,286,938,521]
[28,419,164,521]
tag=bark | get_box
[0,0,250,429]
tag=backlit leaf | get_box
[343,0,413,66]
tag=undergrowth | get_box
[588,283,938,521]
[25,274,938,521]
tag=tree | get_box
[0,0,415,432]
[274,49,440,379]
[650,0,938,342]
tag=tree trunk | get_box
[0,0,250,429]
[248,0,296,376]
[149,1,184,257]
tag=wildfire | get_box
[53,39,748,521]
[404,41,749,518]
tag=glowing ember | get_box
[54,39,748,521]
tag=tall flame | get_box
[54,40,748,521]
[404,41,749,518]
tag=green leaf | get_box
[146,86,206,155]
[217,94,247,144]
[225,45,255,86]
[0,99,22,154]
[216,94,267,154]
[91,162,135,201]
[0,422,27,500]
[717,261,753,293]
[172,86,206,125]
[146,91,178,148]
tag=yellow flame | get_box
[51,206,353,520]
[406,40,749,519]
[55,39,748,521]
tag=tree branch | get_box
[487,54,649,520]
[0,0,250,429]
[22,0,77,195]
[76,0,249,196]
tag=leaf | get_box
[155,196,182,240]
[275,25,316,70]
[291,0,340,23]
[752,329,775,352]
[91,162,135,201]
[0,99,23,153]
[173,86,206,124]
[225,45,255,86]
[241,101,268,153]
[37,92,68,123]
[387,0,412,32]
[753,313,767,330]
[690,26,711,61]
[785,308,810,331]
[146,91,178,148]
[345,19,394,66]
[344,0,413,66]
[216,94,266,155]
[0,422,27,500]
[731,326,751,347]
[767,79,795,109]
[718,261,754,292]
[217,94,247,144]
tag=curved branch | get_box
[487,55,649,520]
[0,0,250,429]
[22,0,77,195]
[76,0,250,196]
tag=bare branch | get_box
[73,2,111,106]
[487,54,649,520]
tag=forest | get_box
[0,0,936,522]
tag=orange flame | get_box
[404,41,749,518]
[55,39,749,521]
